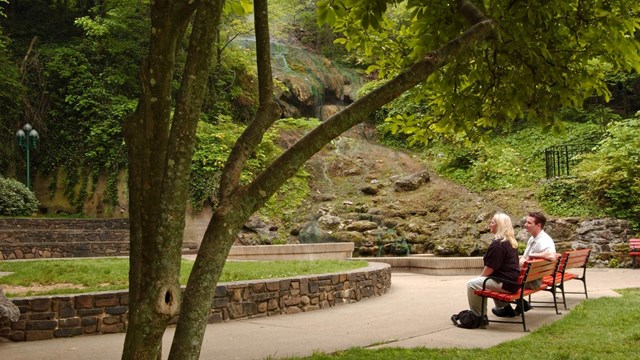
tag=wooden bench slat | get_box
[542,248,591,310]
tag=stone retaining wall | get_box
[0,218,130,260]
[373,255,483,275]
[0,262,391,342]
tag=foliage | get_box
[536,177,603,218]
[190,116,280,209]
[574,117,640,228]
[319,0,640,144]
[0,176,39,216]
[289,288,640,360]
[24,1,147,213]
[0,0,24,175]
[191,117,316,234]
[0,258,368,297]
[426,122,602,192]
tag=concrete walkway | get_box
[1,268,639,359]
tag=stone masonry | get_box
[0,262,391,342]
[0,218,130,260]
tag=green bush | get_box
[574,117,640,229]
[0,177,39,216]
[537,178,603,217]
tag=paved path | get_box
[1,268,639,359]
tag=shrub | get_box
[574,118,640,229]
[0,177,40,216]
[537,178,603,217]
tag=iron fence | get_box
[544,143,598,179]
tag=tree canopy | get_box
[319,0,640,143]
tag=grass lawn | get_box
[283,288,640,360]
[0,258,368,297]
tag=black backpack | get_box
[451,310,483,329]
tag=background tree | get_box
[122,0,639,359]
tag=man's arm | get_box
[526,250,556,261]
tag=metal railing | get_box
[544,143,597,179]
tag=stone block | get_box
[59,318,80,327]
[299,278,309,295]
[94,295,118,308]
[119,293,129,306]
[83,324,98,334]
[228,303,257,319]
[29,312,56,320]
[268,299,279,311]
[279,279,291,291]
[30,298,52,312]
[26,330,53,341]
[212,297,228,309]
[27,320,58,331]
[75,295,94,309]
[78,308,103,317]
[9,331,25,341]
[102,316,120,325]
[105,306,128,315]
[207,312,223,324]
[101,323,125,333]
[257,302,267,313]
[265,281,279,292]
[54,327,83,338]
[251,283,265,293]
[58,301,75,318]
[214,285,227,297]
[11,320,26,330]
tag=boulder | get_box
[0,288,20,328]
[394,170,430,192]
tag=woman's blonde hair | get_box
[493,213,518,249]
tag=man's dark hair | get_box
[528,212,547,228]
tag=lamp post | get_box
[16,123,39,189]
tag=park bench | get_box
[541,248,591,310]
[630,239,640,269]
[475,257,561,332]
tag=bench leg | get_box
[480,296,488,329]
[516,299,529,332]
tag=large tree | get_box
[121,0,639,359]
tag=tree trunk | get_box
[121,1,222,359]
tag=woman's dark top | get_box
[483,237,520,293]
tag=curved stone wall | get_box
[0,262,391,342]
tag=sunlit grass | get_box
[0,258,368,297]
[283,288,640,360]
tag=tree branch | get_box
[218,0,281,202]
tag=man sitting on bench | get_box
[492,211,557,317]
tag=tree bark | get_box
[122,0,221,359]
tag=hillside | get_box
[272,124,545,256]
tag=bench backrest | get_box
[630,238,640,250]
[560,248,591,271]
[520,258,560,283]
